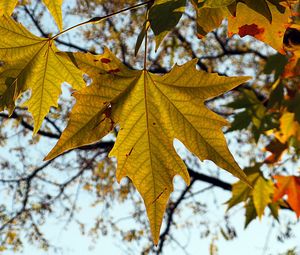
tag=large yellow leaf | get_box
[0,15,85,133]
[0,0,18,15]
[42,0,64,31]
[45,48,250,243]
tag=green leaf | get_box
[264,53,288,80]
[226,166,260,209]
[148,0,186,50]
[245,198,257,227]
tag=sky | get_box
[1,1,300,255]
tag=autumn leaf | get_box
[273,175,300,217]
[228,2,290,52]
[226,166,261,210]
[45,48,250,243]
[192,1,290,52]
[263,138,288,164]
[194,6,228,37]
[227,164,276,219]
[252,177,274,218]
[0,15,85,133]
[42,0,64,31]
[275,112,300,144]
[0,0,18,15]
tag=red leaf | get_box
[273,175,300,217]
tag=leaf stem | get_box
[50,1,152,40]
[143,9,151,70]
[143,28,149,70]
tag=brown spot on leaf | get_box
[101,58,111,64]
[238,24,264,39]
[107,68,120,74]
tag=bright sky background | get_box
[2,1,300,254]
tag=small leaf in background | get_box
[226,165,261,210]
[264,53,288,80]
[267,80,284,109]
[268,202,280,221]
[245,198,257,228]
[275,112,300,144]
[228,1,291,52]
[252,177,274,218]
[42,0,64,31]
[264,138,288,164]
[286,93,300,123]
[148,0,186,50]
[193,5,228,37]
[273,175,300,217]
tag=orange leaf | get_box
[273,175,300,217]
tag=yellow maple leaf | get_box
[0,0,63,30]
[45,48,250,243]
[0,0,18,15]
[0,15,85,133]
[252,177,274,218]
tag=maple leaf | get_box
[45,48,250,243]
[0,15,85,133]
[0,0,18,15]
[193,1,290,52]
[252,177,274,218]
[226,166,260,210]
[227,164,276,219]
[275,112,300,144]
[0,0,63,30]
[273,175,300,217]
[228,2,290,52]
